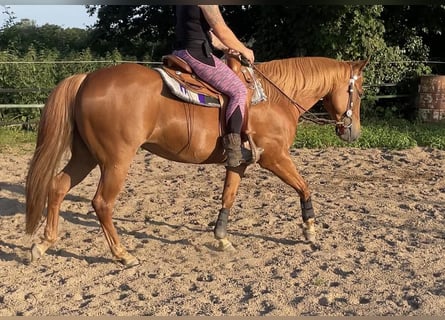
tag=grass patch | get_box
[0,127,36,153]
[1,118,444,153]
[294,118,445,150]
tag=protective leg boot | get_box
[222,133,246,167]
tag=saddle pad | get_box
[154,68,221,108]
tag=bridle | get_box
[339,65,363,130]
[245,56,362,128]
[249,63,334,125]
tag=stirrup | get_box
[243,131,263,164]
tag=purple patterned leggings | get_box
[173,50,247,132]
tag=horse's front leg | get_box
[260,152,316,242]
[214,165,247,251]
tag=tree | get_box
[0,21,91,57]
[246,5,433,118]
[1,5,16,29]
[382,5,445,73]
[87,5,175,61]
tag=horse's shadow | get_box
[45,247,112,265]
[230,230,306,246]
[0,182,23,196]
[2,180,309,264]
[145,218,307,248]
[0,239,30,264]
[0,181,91,217]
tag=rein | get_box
[250,63,337,125]
[245,57,360,127]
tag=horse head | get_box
[323,58,369,142]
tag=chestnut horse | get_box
[25,56,368,266]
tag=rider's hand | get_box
[242,48,255,65]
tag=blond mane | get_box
[256,57,350,103]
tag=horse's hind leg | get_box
[92,154,138,266]
[259,152,316,242]
[214,165,247,251]
[31,133,97,261]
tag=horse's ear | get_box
[351,57,370,74]
[359,57,370,72]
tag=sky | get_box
[4,5,98,29]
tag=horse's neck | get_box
[258,58,334,108]
[259,74,327,118]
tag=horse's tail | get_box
[25,73,88,235]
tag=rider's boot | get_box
[222,133,247,167]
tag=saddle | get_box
[161,53,256,125]
[160,53,262,164]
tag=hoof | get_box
[217,238,236,252]
[303,218,316,243]
[214,208,229,240]
[120,253,139,267]
[31,243,46,262]
[303,228,316,243]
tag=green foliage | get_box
[382,5,445,74]
[0,48,121,124]
[87,5,175,61]
[0,49,52,122]
[0,16,129,126]
[0,20,91,56]
[240,5,436,119]
[0,126,36,153]
[294,119,445,150]
[1,5,16,29]
[407,121,445,149]
[300,5,431,118]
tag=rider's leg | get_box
[223,107,246,167]
[172,50,248,167]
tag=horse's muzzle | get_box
[336,124,360,142]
